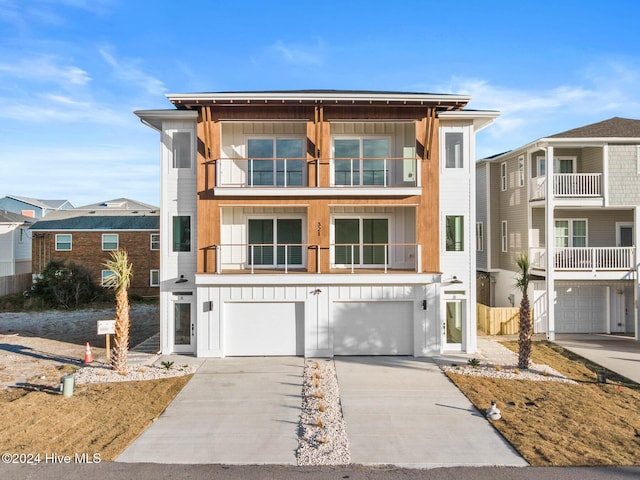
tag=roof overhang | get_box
[438,110,500,132]
[134,109,199,131]
[165,91,472,109]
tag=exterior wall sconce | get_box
[422,300,427,310]
[442,276,463,285]
[175,275,188,284]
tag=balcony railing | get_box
[215,158,312,188]
[530,246,634,271]
[330,157,420,187]
[215,243,314,274]
[529,173,602,200]
[330,243,422,273]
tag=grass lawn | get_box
[0,374,191,461]
[446,341,640,466]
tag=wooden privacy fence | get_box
[476,303,532,335]
[0,273,32,297]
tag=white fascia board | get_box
[438,110,500,131]
[134,109,198,131]
[195,273,441,286]
[166,92,472,104]
[213,187,422,197]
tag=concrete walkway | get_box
[554,334,640,384]
[334,357,528,468]
[117,357,304,464]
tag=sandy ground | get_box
[0,303,159,389]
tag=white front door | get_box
[443,300,464,351]
[173,298,195,354]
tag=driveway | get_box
[554,334,640,384]
[117,357,304,464]
[334,356,528,468]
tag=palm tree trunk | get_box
[517,292,531,369]
[112,287,130,374]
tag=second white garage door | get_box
[224,302,304,356]
[333,301,413,355]
[555,285,606,333]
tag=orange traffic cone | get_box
[84,342,93,364]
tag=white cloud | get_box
[264,39,325,67]
[99,46,167,96]
[0,55,91,86]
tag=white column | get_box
[635,207,640,341]
[545,146,555,341]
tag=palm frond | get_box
[102,250,133,291]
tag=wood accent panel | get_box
[307,199,331,272]
[197,109,220,273]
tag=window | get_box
[172,216,191,252]
[172,131,192,168]
[445,216,464,252]
[333,137,389,186]
[247,138,305,186]
[476,222,484,252]
[150,269,160,287]
[248,218,303,266]
[445,132,464,168]
[518,156,525,187]
[555,219,587,248]
[501,221,508,252]
[102,233,119,251]
[55,234,72,251]
[334,217,389,265]
[101,270,115,287]
[500,162,507,191]
[150,233,160,251]
[538,157,546,176]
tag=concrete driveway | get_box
[334,357,528,468]
[117,357,304,464]
[554,334,640,384]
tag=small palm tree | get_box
[514,252,532,369]
[103,250,133,374]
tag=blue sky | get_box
[1,0,640,207]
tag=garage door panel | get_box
[224,302,304,356]
[333,301,413,355]
[555,286,606,333]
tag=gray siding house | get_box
[477,117,640,340]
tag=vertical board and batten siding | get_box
[475,162,489,270]
[497,154,529,271]
[607,145,640,206]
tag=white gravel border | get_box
[296,359,350,465]
[441,361,577,384]
[72,362,197,384]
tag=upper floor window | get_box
[500,162,507,191]
[445,132,464,168]
[476,222,484,252]
[55,234,72,251]
[555,219,587,248]
[102,233,119,251]
[172,216,191,252]
[150,233,160,251]
[333,137,389,186]
[333,217,389,266]
[445,216,464,251]
[172,131,192,168]
[248,217,303,266]
[501,221,508,252]
[518,156,525,187]
[247,138,305,186]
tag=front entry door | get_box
[173,300,195,353]
[443,300,464,351]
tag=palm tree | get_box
[103,250,133,374]
[514,252,532,369]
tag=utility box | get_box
[60,374,75,397]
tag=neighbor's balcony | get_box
[530,246,634,272]
[529,174,603,201]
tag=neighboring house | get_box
[0,211,33,277]
[29,198,160,297]
[136,90,498,357]
[0,195,73,219]
[477,117,640,341]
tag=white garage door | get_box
[224,302,304,356]
[555,285,606,333]
[333,301,413,355]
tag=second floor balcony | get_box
[530,246,635,274]
[529,174,603,201]
[212,157,421,196]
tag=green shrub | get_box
[29,260,102,309]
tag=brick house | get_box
[30,199,160,297]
